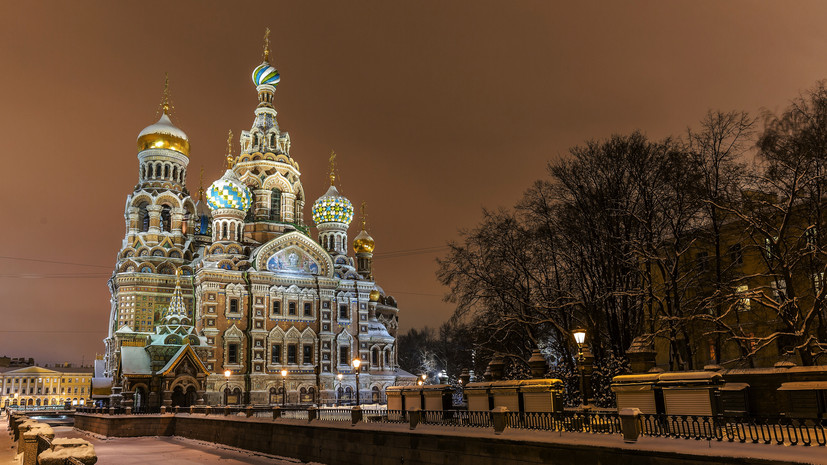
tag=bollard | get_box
[272,406,281,420]
[224,406,231,416]
[245,406,254,418]
[619,408,642,443]
[204,405,211,416]
[125,407,132,415]
[408,408,421,430]
[160,406,167,415]
[491,406,508,435]
[307,406,318,422]
[351,406,363,426]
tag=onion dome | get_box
[252,62,280,87]
[137,75,190,156]
[369,289,381,302]
[207,169,252,212]
[252,28,280,88]
[312,185,353,225]
[353,201,375,253]
[353,229,375,254]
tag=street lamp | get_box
[421,374,427,385]
[572,328,588,407]
[336,373,343,406]
[352,358,361,406]
[280,369,288,406]
[223,370,231,406]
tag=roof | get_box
[158,345,210,376]
[120,347,152,375]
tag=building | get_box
[102,33,414,409]
[1,365,94,408]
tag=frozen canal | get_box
[54,427,321,465]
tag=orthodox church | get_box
[102,32,413,409]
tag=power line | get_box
[0,256,111,269]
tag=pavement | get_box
[0,413,19,465]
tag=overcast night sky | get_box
[2,1,827,365]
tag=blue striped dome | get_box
[207,170,252,212]
[252,62,280,87]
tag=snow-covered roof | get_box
[120,346,151,375]
[137,113,188,141]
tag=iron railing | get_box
[638,414,827,446]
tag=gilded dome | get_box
[206,169,252,212]
[353,229,375,254]
[312,185,354,226]
[369,290,381,302]
[136,112,190,156]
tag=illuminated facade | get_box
[0,366,93,408]
[103,33,413,408]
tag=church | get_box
[102,32,414,410]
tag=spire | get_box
[226,130,235,169]
[263,27,271,63]
[165,269,188,321]
[329,150,337,186]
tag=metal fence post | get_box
[272,406,281,420]
[308,406,318,422]
[351,406,363,426]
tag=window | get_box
[728,243,743,265]
[806,227,818,251]
[765,237,777,259]
[736,285,750,312]
[230,298,239,314]
[772,279,787,302]
[815,272,825,294]
[303,345,312,364]
[272,301,280,315]
[339,346,350,365]
[372,348,379,364]
[271,344,281,364]
[287,345,297,364]
[339,304,348,320]
[160,205,172,232]
[228,343,239,364]
[271,189,281,221]
[304,302,312,317]
[288,302,297,316]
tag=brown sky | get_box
[2,1,827,365]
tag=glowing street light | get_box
[352,358,362,406]
[572,329,588,407]
[336,373,343,406]
[280,369,288,406]
[223,370,232,406]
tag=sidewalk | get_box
[0,413,19,465]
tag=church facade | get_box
[103,35,413,409]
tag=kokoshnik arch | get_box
[101,31,415,409]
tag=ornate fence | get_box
[72,406,827,447]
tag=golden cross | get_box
[361,201,368,229]
[263,27,271,62]
[160,72,171,114]
[329,150,337,186]
[226,130,234,169]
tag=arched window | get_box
[138,202,150,232]
[271,189,281,221]
[172,166,178,182]
[372,348,379,366]
[160,205,172,232]
[164,164,170,180]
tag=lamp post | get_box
[336,373,343,407]
[280,369,287,406]
[421,374,427,385]
[223,370,231,406]
[352,358,361,406]
[573,328,588,407]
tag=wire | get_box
[0,256,111,269]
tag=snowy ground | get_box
[54,427,325,465]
